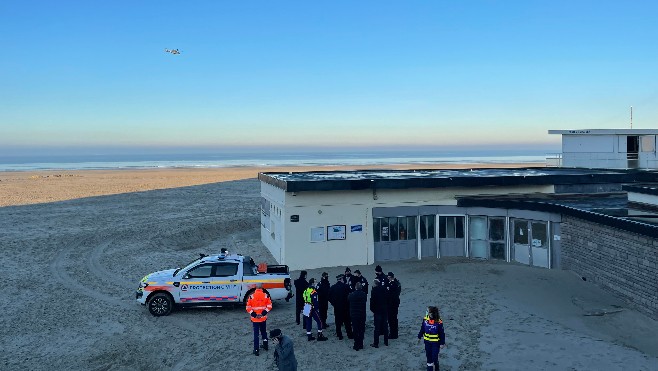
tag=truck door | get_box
[179,263,215,303]
[209,262,241,303]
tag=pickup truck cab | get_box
[136,253,292,316]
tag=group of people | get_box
[245,265,446,371]
[294,264,402,351]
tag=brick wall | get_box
[560,215,658,319]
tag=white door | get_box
[179,263,215,303]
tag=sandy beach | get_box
[1,164,657,371]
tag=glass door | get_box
[468,216,488,259]
[512,219,530,265]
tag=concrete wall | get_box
[560,215,658,319]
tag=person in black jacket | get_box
[293,271,308,328]
[386,272,402,339]
[353,270,369,297]
[369,279,388,348]
[348,282,367,351]
[374,264,387,288]
[317,272,331,329]
[328,274,353,340]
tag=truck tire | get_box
[148,292,173,316]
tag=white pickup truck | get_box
[136,253,292,316]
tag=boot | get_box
[426,364,433,371]
[307,333,316,341]
[262,340,268,351]
[317,332,328,341]
[253,349,259,356]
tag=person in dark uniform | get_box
[386,271,402,339]
[374,265,387,288]
[328,274,353,340]
[317,272,331,329]
[417,306,446,371]
[369,279,388,348]
[293,271,308,328]
[344,267,355,292]
[353,270,369,297]
[348,282,367,351]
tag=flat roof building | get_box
[548,129,658,169]
[259,167,658,319]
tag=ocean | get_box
[0,151,547,172]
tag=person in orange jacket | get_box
[246,283,273,356]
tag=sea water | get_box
[0,150,547,172]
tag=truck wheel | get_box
[148,292,173,316]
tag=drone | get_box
[164,48,181,55]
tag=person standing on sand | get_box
[386,271,401,339]
[369,279,388,348]
[246,283,272,356]
[348,281,367,351]
[303,278,328,341]
[417,306,446,371]
[270,328,297,371]
[374,264,387,288]
[294,271,308,328]
[328,274,353,340]
[317,272,331,329]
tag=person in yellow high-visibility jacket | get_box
[302,278,328,342]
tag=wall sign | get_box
[350,225,363,233]
[327,225,346,240]
[290,215,299,222]
[311,227,325,242]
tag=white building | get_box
[548,129,658,169]
[259,167,655,271]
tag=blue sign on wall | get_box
[350,225,363,233]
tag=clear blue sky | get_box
[1,1,657,154]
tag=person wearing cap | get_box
[353,269,369,297]
[369,279,389,348]
[245,283,272,356]
[302,278,328,341]
[270,328,297,371]
[386,271,402,339]
[348,281,367,351]
[328,273,353,340]
[374,265,387,288]
[293,271,308,328]
[317,272,331,329]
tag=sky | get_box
[1,1,657,155]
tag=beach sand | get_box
[1,164,657,370]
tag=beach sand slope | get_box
[1,173,657,370]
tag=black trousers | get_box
[295,299,304,325]
[387,304,399,337]
[373,313,388,346]
[351,317,365,349]
[334,307,353,338]
[319,300,329,327]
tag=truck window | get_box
[213,263,238,277]
[187,264,212,278]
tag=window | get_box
[531,222,547,248]
[420,215,435,240]
[214,263,238,277]
[187,264,212,278]
[439,216,465,238]
[406,216,417,240]
[242,262,257,276]
[373,218,381,242]
[513,221,529,245]
[488,217,506,260]
[388,217,398,241]
[397,217,408,241]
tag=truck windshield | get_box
[173,256,203,276]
